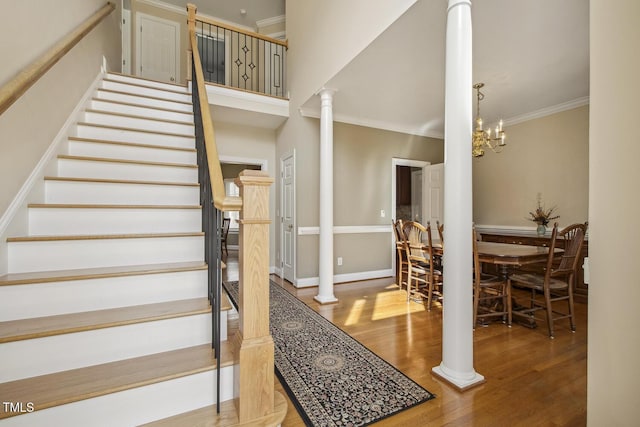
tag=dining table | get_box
[476,240,564,327]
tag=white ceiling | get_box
[162,0,589,137]
[301,0,590,138]
[160,0,284,29]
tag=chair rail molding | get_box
[297,225,392,235]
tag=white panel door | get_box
[121,7,131,74]
[281,152,295,283]
[136,13,179,83]
[424,163,444,242]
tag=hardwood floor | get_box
[223,251,587,426]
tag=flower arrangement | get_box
[528,195,559,226]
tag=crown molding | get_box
[256,15,286,29]
[298,107,444,139]
[504,96,590,126]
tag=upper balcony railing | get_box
[192,13,288,99]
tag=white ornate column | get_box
[315,88,338,304]
[431,0,485,390]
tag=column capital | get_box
[447,0,471,12]
[316,87,337,99]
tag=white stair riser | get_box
[44,180,200,205]
[8,235,204,273]
[1,313,212,382]
[68,139,196,164]
[95,89,193,113]
[0,270,208,321]
[74,124,195,149]
[0,368,234,427]
[75,124,196,148]
[101,80,191,103]
[83,111,194,135]
[28,208,202,235]
[106,73,190,93]
[90,99,194,122]
[57,158,198,183]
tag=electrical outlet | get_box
[337,257,343,266]
[380,210,386,218]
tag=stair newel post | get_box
[187,3,196,33]
[233,169,275,422]
[186,2,194,85]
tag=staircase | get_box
[0,73,236,426]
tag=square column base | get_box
[314,294,338,304]
[432,365,485,392]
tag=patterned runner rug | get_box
[224,280,435,426]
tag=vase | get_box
[536,223,546,237]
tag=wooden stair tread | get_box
[103,77,191,95]
[27,203,201,209]
[141,391,288,427]
[0,298,214,343]
[85,108,194,126]
[7,231,204,243]
[91,97,194,116]
[68,136,196,152]
[44,176,200,187]
[76,122,195,138]
[0,342,234,420]
[97,88,192,106]
[107,71,190,89]
[57,154,197,168]
[0,261,208,286]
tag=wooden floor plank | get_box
[221,251,587,427]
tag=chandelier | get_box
[472,83,506,158]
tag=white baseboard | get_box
[295,268,393,288]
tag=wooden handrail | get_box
[187,4,242,212]
[194,14,288,49]
[0,2,116,116]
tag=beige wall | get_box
[295,121,444,279]
[285,0,417,105]
[213,120,277,269]
[279,0,429,282]
[473,106,589,229]
[0,1,121,217]
[588,0,640,424]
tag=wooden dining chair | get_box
[392,219,409,291]
[401,221,443,309]
[220,217,230,255]
[436,221,444,245]
[507,222,588,338]
[472,226,509,328]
